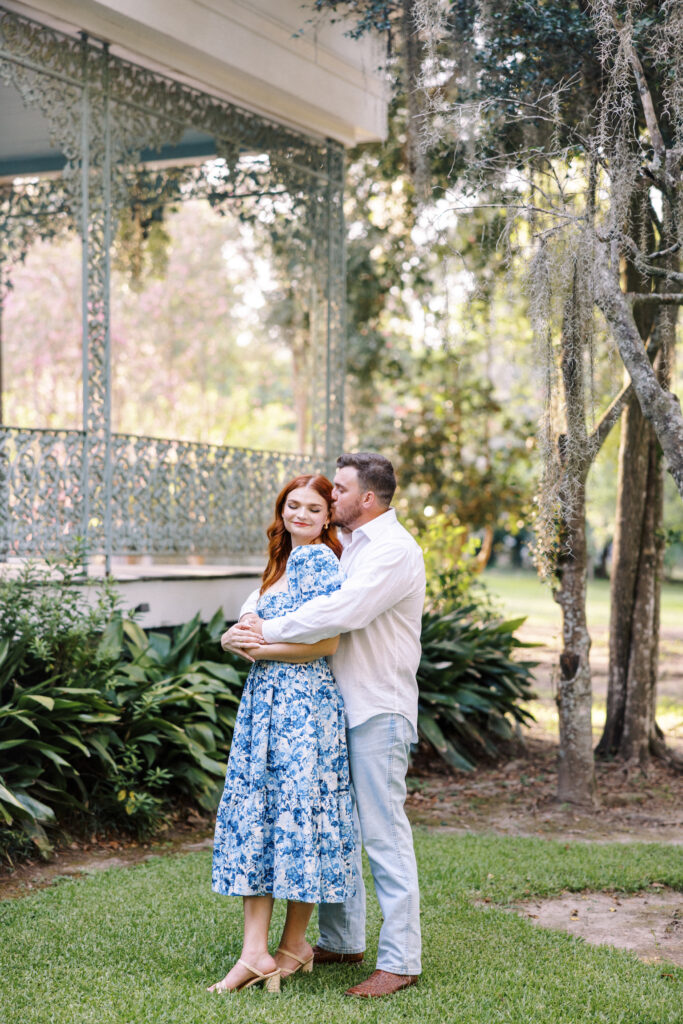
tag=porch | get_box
[0,3,383,620]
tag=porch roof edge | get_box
[3,0,389,147]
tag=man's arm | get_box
[261,544,423,644]
[239,588,259,618]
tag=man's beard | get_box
[331,497,364,530]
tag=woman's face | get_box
[281,486,329,547]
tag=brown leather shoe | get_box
[312,945,364,965]
[345,970,419,998]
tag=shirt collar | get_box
[347,507,396,545]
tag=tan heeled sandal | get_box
[209,959,281,993]
[277,947,314,978]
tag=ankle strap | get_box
[277,947,309,965]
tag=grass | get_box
[482,568,683,633]
[482,570,683,742]
[1,832,681,1024]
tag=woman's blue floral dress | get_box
[211,544,355,903]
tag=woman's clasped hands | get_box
[221,614,266,662]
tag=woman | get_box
[210,474,355,993]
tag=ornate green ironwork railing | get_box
[0,6,345,567]
[0,426,309,559]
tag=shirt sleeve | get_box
[238,588,259,618]
[262,541,424,644]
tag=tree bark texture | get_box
[597,381,674,766]
[554,475,596,804]
[620,434,663,764]
[597,397,666,764]
[596,396,649,757]
[553,268,596,806]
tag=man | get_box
[222,452,425,998]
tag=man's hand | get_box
[220,618,265,663]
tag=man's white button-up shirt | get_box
[240,508,426,739]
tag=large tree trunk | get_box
[620,433,663,764]
[596,196,679,766]
[554,474,596,804]
[596,395,649,756]
[596,393,668,764]
[552,265,596,806]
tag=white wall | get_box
[6,0,388,145]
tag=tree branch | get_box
[612,11,667,169]
[589,333,664,452]
[594,249,683,498]
[647,242,680,261]
[590,380,631,454]
[626,293,683,305]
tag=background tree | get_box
[311,0,683,800]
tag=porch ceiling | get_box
[0,83,218,177]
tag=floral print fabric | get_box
[211,544,356,903]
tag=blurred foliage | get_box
[319,0,683,577]
[342,110,537,556]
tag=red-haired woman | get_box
[210,475,355,993]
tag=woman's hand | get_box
[244,644,269,661]
[220,619,266,662]
[240,613,261,629]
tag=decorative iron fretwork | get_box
[0,5,346,565]
[0,428,86,559]
[0,178,75,298]
[0,427,311,559]
[110,434,311,556]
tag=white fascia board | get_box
[4,0,389,145]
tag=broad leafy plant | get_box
[0,560,246,849]
[417,574,537,771]
[0,558,121,847]
[88,610,245,832]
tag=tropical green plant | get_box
[417,589,537,771]
[0,560,246,851]
[0,558,122,844]
[87,611,245,824]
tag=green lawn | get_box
[1,833,681,1024]
[482,568,683,632]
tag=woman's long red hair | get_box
[260,474,342,594]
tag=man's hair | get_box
[336,452,396,507]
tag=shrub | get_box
[417,582,538,771]
[1,553,538,859]
[85,611,245,830]
[0,561,246,852]
[0,558,122,844]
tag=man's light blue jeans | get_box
[318,712,422,975]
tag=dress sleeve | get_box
[286,545,344,608]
